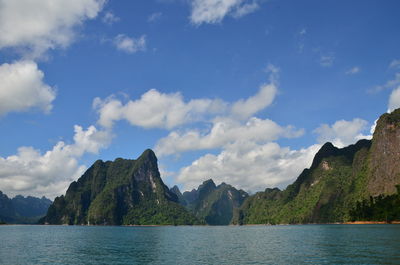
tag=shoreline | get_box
[342,221,400,225]
[2,222,400,227]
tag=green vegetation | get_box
[234,109,400,224]
[122,201,200,225]
[177,180,248,225]
[234,140,373,224]
[350,185,400,222]
[40,109,400,225]
[0,191,51,224]
[42,149,200,225]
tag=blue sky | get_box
[1,0,400,199]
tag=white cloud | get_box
[0,0,105,58]
[190,0,260,25]
[389,59,400,69]
[370,72,400,93]
[346,66,360,75]
[388,86,400,112]
[175,142,321,192]
[314,118,370,148]
[148,12,163,23]
[0,60,56,116]
[370,118,378,135]
[155,117,303,156]
[384,73,400,89]
[149,64,311,192]
[93,68,277,130]
[232,1,259,18]
[93,89,228,129]
[113,34,146,54]
[231,83,277,119]
[93,64,312,193]
[231,64,278,119]
[319,54,335,67]
[102,11,120,25]
[0,125,112,199]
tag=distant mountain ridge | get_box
[0,191,51,224]
[171,179,248,225]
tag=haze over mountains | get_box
[2,109,400,225]
[0,192,51,224]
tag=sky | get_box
[1,0,400,199]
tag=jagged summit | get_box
[0,192,51,224]
[310,140,371,169]
[137,149,158,163]
[42,150,199,225]
[179,178,248,225]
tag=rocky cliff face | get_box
[368,110,400,195]
[42,149,199,225]
[235,109,400,224]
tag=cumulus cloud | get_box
[0,125,112,199]
[0,0,105,58]
[314,118,370,148]
[346,66,360,75]
[231,83,277,119]
[93,89,227,129]
[0,60,56,116]
[190,0,261,25]
[93,69,277,129]
[230,64,279,119]
[175,142,321,192]
[93,64,312,193]
[155,117,303,156]
[102,11,120,25]
[113,34,146,54]
[388,86,400,112]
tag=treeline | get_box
[350,185,400,222]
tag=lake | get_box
[0,225,399,264]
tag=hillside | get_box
[234,109,400,224]
[41,149,199,225]
[172,179,248,225]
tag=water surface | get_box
[0,225,399,264]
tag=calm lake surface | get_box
[0,225,399,264]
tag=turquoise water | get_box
[1,225,400,264]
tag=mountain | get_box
[41,149,199,225]
[177,179,248,225]
[170,185,187,206]
[234,109,400,224]
[0,191,51,224]
[12,195,52,218]
[0,191,15,223]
